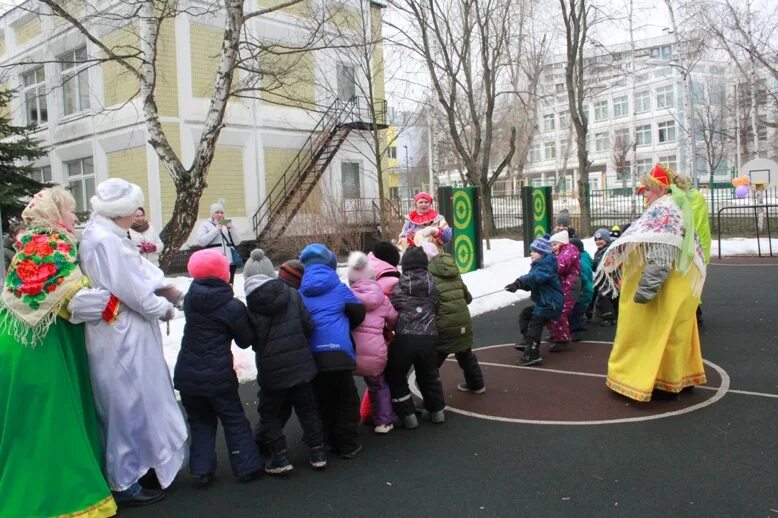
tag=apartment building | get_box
[1,0,388,243]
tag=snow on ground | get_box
[160,236,777,385]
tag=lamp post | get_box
[403,145,409,199]
[667,60,697,188]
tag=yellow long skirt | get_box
[606,260,706,402]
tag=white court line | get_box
[415,343,732,426]
[709,262,778,267]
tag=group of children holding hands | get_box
[173,240,484,486]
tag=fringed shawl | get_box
[0,192,84,347]
[594,193,706,299]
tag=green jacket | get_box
[427,253,473,354]
[689,190,711,263]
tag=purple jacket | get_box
[350,279,398,377]
[367,252,400,296]
[556,243,581,297]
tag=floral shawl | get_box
[0,191,85,347]
[594,191,706,298]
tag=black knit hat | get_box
[400,246,428,271]
[373,241,400,267]
[569,237,585,254]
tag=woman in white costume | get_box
[79,178,188,507]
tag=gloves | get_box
[504,281,520,293]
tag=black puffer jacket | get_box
[245,277,317,390]
[390,269,438,336]
[174,278,253,396]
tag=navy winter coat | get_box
[174,278,253,396]
[299,263,365,372]
[517,253,564,319]
[245,278,318,390]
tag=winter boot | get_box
[517,341,542,366]
[514,336,531,351]
[430,410,445,424]
[549,341,571,352]
[401,413,419,429]
[264,450,293,475]
[309,445,327,470]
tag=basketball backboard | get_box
[742,158,778,188]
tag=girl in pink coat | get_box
[547,230,581,351]
[367,241,401,297]
[348,251,398,434]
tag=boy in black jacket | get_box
[174,249,262,487]
[242,249,327,474]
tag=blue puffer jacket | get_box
[518,253,564,319]
[174,278,253,396]
[299,263,365,372]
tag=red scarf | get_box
[407,209,439,226]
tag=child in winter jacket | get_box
[546,230,581,351]
[425,246,485,394]
[368,241,401,296]
[386,247,445,429]
[568,237,594,341]
[299,244,366,459]
[243,249,326,474]
[347,252,398,434]
[173,249,263,487]
[592,228,618,326]
[505,237,564,366]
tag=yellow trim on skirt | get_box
[606,258,706,402]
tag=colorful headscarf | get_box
[0,190,85,347]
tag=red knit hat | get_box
[278,259,305,288]
[636,163,673,194]
[187,249,230,283]
[414,191,433,204]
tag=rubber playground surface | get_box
[125,259,778,516]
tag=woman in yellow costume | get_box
[0,187,117,517]
[595,163,707,402]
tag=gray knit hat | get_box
[555,208,571,228]
[243,248,276,278]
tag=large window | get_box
[387,146,397,159]
[635,124,652,147]
[29,165,52,183]
[658,154,677,172]
[595,132,610,152]
[635,91,650,114]
[657,120,675,143]
[614,127,630,146]
[341,162,360,199]
[559,111,570,128]
[544,142,556,160]
[22,66,47,126]
[656,85,674,108]
[60,47,90,116]
[529,143,541,162]
[543,113,555,133]
[560,140,568,157]
[613,95,628,118]
[65,157,94,212]
[594,100,609,121]
[337,64,356,101]
[636,158,653,176]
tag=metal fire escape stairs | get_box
[251,97,388,243]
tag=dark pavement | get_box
[125,260,778,517]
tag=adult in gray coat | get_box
[196,202,242,284]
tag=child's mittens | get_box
[504,280,521,293]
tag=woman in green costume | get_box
[0,187,117,517]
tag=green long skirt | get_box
[0,314,116,517]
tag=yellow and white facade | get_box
[0,0,387,243]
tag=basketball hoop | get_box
[753,181,767,192]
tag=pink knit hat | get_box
[188,249,230,282]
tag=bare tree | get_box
[389,0,517,240]
[694,82,730,184]
[559,0,592,235]
[611,133,632,189]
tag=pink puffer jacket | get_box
[367,252,400,296]
[350,278,398,377]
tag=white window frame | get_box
[635,124,652,147]
[595,132,610,152]
[22,66,47,126]
[656,85,674,109]
[559,111,570,129]
[594,100,609,121]
[65,157,95,212]
[657,120,675,144]
[29,165,52,183]
[636,158,653,176]
[613,95,628,118]
[544,141,556,160]
[635,91,650,114]
[658,154,677,172]
[529,143,541,162]
[60,46,91,116]
[543,113,555,132]
[614,128,630,146]
[341,161,361,199]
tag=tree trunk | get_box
[481,183,496,250]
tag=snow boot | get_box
[518,341,542,366]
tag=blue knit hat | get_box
[300,243,336,269]
[530,237,552,255]
[593,228,611,242]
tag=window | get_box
[337,64,356,101]
[529,143,541,162]
[594,100,608,121]
[60,46,90,115]
[341,162,360,199]
[543,113,555,132]
[65,157,94,212]
[658,155,676,172]
[613,95,628,118]
[614,128,630,147]
[560,140,568,157]
[661,45,672,59]
[616,160,631,181]
[544,142,556,160]
[22,66,47,126]
[656,85,674,108]
[636,158,653,176]
[559,111,570,129]
[595,132,610,152]
[29,165,52,183]
[635,91,650,113]
[387,146,397,159]
[635,124,652,147]
[389,186,399,199]
[657,120,675,143]
[555,83,565,93]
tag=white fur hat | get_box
[209,202,225,215]
[550,230,569,244]
[90,178,144,218]
[347,251,374,284]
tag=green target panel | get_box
[438,186,482,273]
[521,186,554,257]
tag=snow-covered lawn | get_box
[160,236,777,384]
